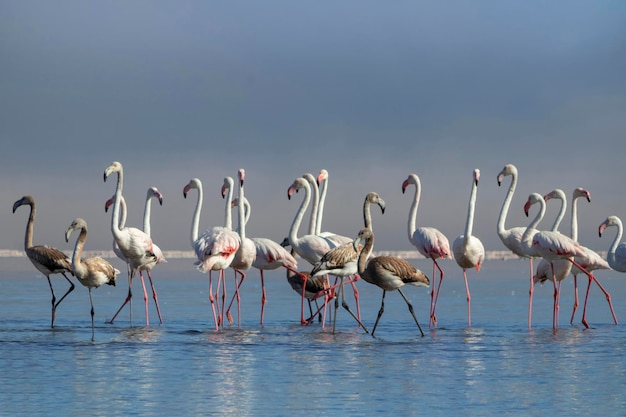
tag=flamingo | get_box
[525,193,617,328]
[310,192,386,333]
[310,169,352,246]
[599,216,626,272]
[183,178,240,331]
[224,170,257,326]
[402,173,451,328]
[452,169,485,327]
[103,161,157,327]
[353,228,430,337]
[105,187,166,324]
[523,192,573,329]
[12,195,75,328]
[65,218,119,340]
[496,163,537,328]
[228,196,315,325]
[533,189,611,325]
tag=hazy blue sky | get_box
[1,2,625,260]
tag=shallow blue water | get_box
[1,257,626,416]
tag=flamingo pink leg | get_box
[145,271,163,324]
[528,258,534,329]
[570,275,579,325]
[139,272,150,327]
[570,259,618,327]
[349,275,361,320]
[260,271,267,326]
[226,270,245,326]
[430,259,445,327]
[107,270,135,325]
[463,270,471,327]
[208,272,219,331]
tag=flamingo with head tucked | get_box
[402,173,450,328]
[12,195,75,328]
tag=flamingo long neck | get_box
[71,227,87,277]
[570,193,582,242]
[464,179,478,242]
[238,179,246,241]
[289,181,311,245]
[190,182,203,245]
[317,176,328,235]
[305,175,319,235]
[143,193,152,236]
[407,175,421,242]
[522,197,546,248]
[111,169,124,242]
[608,219,623,268]
[224,177,235,230]
[497,170,517,238]
[363,200,373,230]
[549,191,567,232]
[24,202,35,249]
[357,232,375,278]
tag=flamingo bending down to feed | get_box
[524,193,617,329]
[310,191,386,333]
[12,195,75,328]
[65,218,119,340]
[183,177,240,331]
[105,187,166,325]
[496,163,537,329]
[402,173,450,328]
[104,161,158,327]
[353,228,430,337]
[452,169,485,327]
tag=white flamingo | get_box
[353,228,430,337]
[13,195,75,328]
[452,169,485,327]
[224,170,256,326]
[103,161,157,327]
[183,177,240,331]
[525,193,617,328]
[402,173,451,328]
[65,218,119,340]
[106,187,166,324]
[496,163,537,328]
[599,216,626,272]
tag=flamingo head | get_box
[353,228,373,251]
[573,187,591,203]
[279,237,290,248]
[599,216,621,238]
[183,178,201,199]
[105,196,114,213]
[401,173,419,194]
[365,192,386,215]
[149,187,163,206]
[543,189,565,203]
[238,169,245,187]
[497,164,517,186]
[65,218,87,243]
[12,195,34,213]
[287,177,306,200]
[524,193,543,217]
[104,161,122,182]
[221,177,234,199]
[317,169,328,186]
[473,169,480,185]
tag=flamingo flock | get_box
[11,161,626,339]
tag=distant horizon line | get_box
[1,249,604,261]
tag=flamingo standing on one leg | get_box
[353,228,430,337]
[496,164,537,329]
[104,161,157,327]
[12,195,75,328]
[183,178,240,331]
[402,173,450,328]
[65,218,119,340]
[452,169,485,327]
